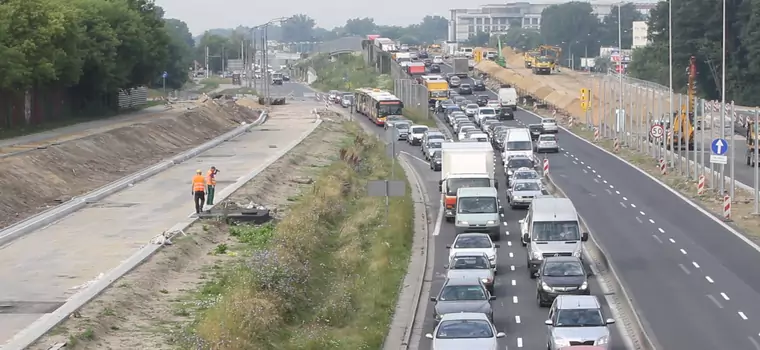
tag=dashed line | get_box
[706,276,714,283]
[693,261,700,269]
[572,160,578,165]
[652,234,663,243]
[603,180,608,184]
[515,315,521,323]
[507,241,512,246]
[609,185,615,189]
[622,196,628,201]
[635,217,643,223]
[739,311,748,320]
[605,189,613,195]
[669,238,676,243]
[620,202,627,208]
[583,169,588,174]
[640,211,646,216]
[509,252,514,258]
[511,279,516,286]
[658,228,665,233]
[594,178,600,183]
[510,265,515,271]
[512,296,518,304]
[630,203,636,208]
[580,161,585,165]
[680,248,687,255]
[721,292,730,300]
[678,263,691,274]
[707,294,724,308]
[649,218,655,224]
[597,174,602,178]
[517,337,523,347]
[615,190,620,194]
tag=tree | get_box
[465,31,491,46]
[195,34,231,73]
[281,14,316,42]
[344,17,376,36]
[599,4,644,49]
[415,16,448,43]
[540,2,601,67]
[161,18,194,89]
[498,27,543,51]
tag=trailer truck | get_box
[439,142,496,222]
[453,58,470,78]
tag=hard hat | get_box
[196,170,202,174]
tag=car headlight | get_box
[555,338,570,347]
[487,254,496,262]
[541,282,552,291]
[507,170,513,175]
[513,196,522,199]
[532,251,543,260]
[486,220,496,225]
[457,221,469,225]
[573,250,582,257]
[580,281,588,290]
[482,278,492,284]
[597,336,609,345]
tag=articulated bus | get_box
[354,88,404,126]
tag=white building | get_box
[448,0,657,42]
[632,21,649,48]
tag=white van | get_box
[502,128,534,162]
[498,88,517,111]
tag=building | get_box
[631,21,649,48]
[448,0,658,42]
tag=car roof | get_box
[452,251,489,258]
[455,232,492,240]
[555,295,601,309]
[531,197,578,222]
[439,312,490,322]
[444,276,484,286]
[411,125,429,129]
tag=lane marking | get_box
[597,174,602,178]
[649,219,655,224]
[512,296,518,303]
[572,161,578,165]
[592,169,596,173]
[610,185,615,189]
[631,203,637,208]
[652,235,663,243]
[640,211,646,216]
[721,292,730,300]
[615,190,621,194]
[707,294,724,308]
[507,241,512,246]
[635,217,643,223]
[400,151,428,164]
[515,315,521,323]
[678,263,691,275]
[594,178,600,183]
[680,248,687,255]
[605,189,612,195]
[509,252,514,258]
[620,202,627,208]
[739,311,748,320]
[693,261,700,268]
[510,265,515,271]
[511,279,516,286]
[622,196,628,201]
[658,228,665,233]
[583,169,588,174]
[517,337,523,347]
[705,276,714,283]
[580,161,585,164]
[669,238,676,243]
[748,336,760,350]
[603,180,608,183]
[433,200,444,236]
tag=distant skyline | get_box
[155,0,455,35]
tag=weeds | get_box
[403,107,437,127]
[176,121,414,349]
[310,54,393,91]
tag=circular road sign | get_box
[650,124,664,139]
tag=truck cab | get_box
[271,72,283,85]
[439,142,496,222]
[455,187,503,240]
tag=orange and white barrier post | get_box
[697,175,706,195]
[543,158,549,177]
[552,110,557,118]
[613,138,620,152]
[724,194,732,221]
[659,158,667,175]
[568,117,574,128]
[593,127,600,142]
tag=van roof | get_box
[531,197,578,222]
[457,187,497,197]
[506,129,531,141]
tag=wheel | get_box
[445,216,454,223]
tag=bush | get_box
[403,108,436,127]
[311,54,392,91]
[180,122,415,350]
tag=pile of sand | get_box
[0,101,261,229]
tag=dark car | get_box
[459,84,473,95]
[476,95,489,107]
[423,58,433,67]
[473,80,486,91]
[430,150,442,171]
[528,124,543,140]
[429,64,441,73]
[418,51,429,59]
[505,156,535,179]
[431,277,495,324]
[282,75,290,81]
[498,107,514,120]
[536,256,590,307]
[493,129,508,151]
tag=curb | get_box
[2,111,323,350]
[0,110,268,248]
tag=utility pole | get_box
[205,46,209,78]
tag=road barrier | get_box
[660,158,667,175]
[698,175,706,195]
[543,158,549,177]
[724,194,732,221]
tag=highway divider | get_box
[2,109,329,350]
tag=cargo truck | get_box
[439,142,496,222]
[453,58,469,78]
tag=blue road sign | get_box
[711,138,728,155]
[162,71,168,78]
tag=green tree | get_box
[415,16,448,43]
[599,3,644,49]
[281,14,316,42]
[498,27,543,51]
[540,2,601,67]
[161,18,194,89]
[196,34,231,73]
[465,31,491,46]
[344,17,376,36]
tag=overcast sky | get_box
[155,0,454,35]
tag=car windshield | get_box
[543,261,584,276]
[513,182,541,191]
[454,235,492,248]
[439,285,487,301]
[543,118,556,124]
[446,178,491,196]
[515,171,539,180]
[436,320,494,339]
[428,134,445,141]
[555,308,605,327]
[508,159,533,169]
[539,135,556,141]
[396,123,410,130]
[379,104,403,115]
[459,126,476,133]
[451,255,490,269]
[479,108,495,115]
[429,141,442,149]
[433,151,442,159]
[461,84,471,88]
[458,197,497,214]
[466,104,479,109]
[412,127,428,134]
[533,221,581,241]
[507,141,533,150]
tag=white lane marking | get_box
[580,161,585,165]
[605,189,612,195]
[511,279,516,286]
[721,292,730,300]
[739,311,748,320]
[517,337,523,348]
[631,203,637,208]
[748,336,760,350]
[503,222,508,226]
[597,174,602,178]
[433,200,444,236]
[615,190,620,194]
[583,169,588,174]
[515,315,521,324]
[509,252,514,258]
[512,296,518,303]
[507,241,512,246]
[635,217,643,223]
[610,185,615,189]
[678,263,691,275]
[649,219,655,224]
[594,178,600,183]
[680,249,687,255]
[603,180,608,183]
[640,211,646,215]
[693,261,700,268]
[652,235,663,243]
[705,276,714,283]
[510,265,515,271]
[669,238,676,243]
[622,196,627,201]
[592,169,596,173]
[573,160,578,164]
[658,228,665,233]
[620,202,627,208]
[707,294,724,308]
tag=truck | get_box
[439,142,496,222]
[271,72,283,85]
[453,58,469,78]
[407,62,425,75]
[425,80,449,106]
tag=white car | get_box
[535,133,559,153]
[464,104,480,117]
[425,313,505,348]
[509,167,540,187]
[433,56,444,64]
[467,132,489,142]
[447,233,499,272]
[458,125,477,140]
[542,118,559,133]
[408,125,429,146]
[476,107,497,125]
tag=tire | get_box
[445,216,454,223]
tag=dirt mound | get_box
[0,100,261,229]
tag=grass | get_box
[198,77,233,93]
[403,107,437,127]
[310,53,393,92]
[174,121,415,350]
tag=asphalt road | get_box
[443,64,760,349]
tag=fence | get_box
[393,79,429,119]
[117,87,148,110]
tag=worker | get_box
[206,166,219,205]
[191,170,206,214]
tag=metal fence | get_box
[117,87,148,110]
[393,79,429,118]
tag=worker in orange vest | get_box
[191,170,207,214]
[206,166,219,205]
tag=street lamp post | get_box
[618,4,623,138]
[668,0,675,167]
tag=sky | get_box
[154,0,454,35]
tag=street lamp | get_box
[618,3,623,137]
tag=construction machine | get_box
[523,50,539,68]
[747,121,760,166]
[538,45,562,72]
[667,56,696,150]
[495,37,506,67]
[532,56,553,75]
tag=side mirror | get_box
[430,297,437,302]
[523,233,531,243]
[445,244,452,249]
[518,219,524,224]
[425,333,434,339]
[544,319,553,326]
[582,232,589,241]
[496,332,506,338]
[606,318,616,325]
[489,295,496,301]
[494,244,500,248]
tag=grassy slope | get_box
[177,121,414,350]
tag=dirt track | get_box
[0,98,261,229]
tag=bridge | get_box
[328,49,358,57]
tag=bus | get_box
[354,88,404,126]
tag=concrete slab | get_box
[0,105,317,344]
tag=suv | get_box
[459,84,473,95]
[545,295,615,350]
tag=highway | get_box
[440,64,760,349]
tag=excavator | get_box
[537,45,562,72]
[523,50,539,68]
[746,120,759,166]
[667,56,696,150]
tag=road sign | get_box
[649,124,664,139]
[581,101,589,111]
[711,138,728,155]
[162,71,168,78]
[580,88,589,101]
[710,154,728,164]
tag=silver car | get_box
[546,295,615,350]
[445,252,495,293]
[394,121,411,140]
[426,140,443,160]
[507,179,545,208]
[542,118,559,133]
[430,277,495,324]
[509,167,540,187]
[464,103,480,117]
[536,134,559,153]
[426,312,505,349]
[385,115,407,130]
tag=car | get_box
[425,139,443,160]
[507,179,545,208]
[498,107,514,120]
[466,132,489,142]
[408,125,429,145]
[443,105,461,120]
[452,117,471,130]
[475,107,497,125]
[446,111,464,125]
[422,131,446,152]
[423,58,432,67]
[472,79,486,91]
[546,295,615,350]
[425,312,505,347]
[536,256,590,307]
[433,55,444,64]
[340,94,354,108]
[419,51,429,59]
[476,95,489,106]
[536,133,560,153]
[385,115,408,130]
[327,90,340,102]
[488,123,506,139]
[445,252,496,293]
[453,96,468,107]
[493,129,508,151]
[458,125,478,140]
[393,121,411,140]
[282,74,290,81]
[464,103,480,117]
[449,76,461,88]
[505,156,535,179]
[430,150,442,171]
[529,124,543,140]
[542,117,559,133]
[447,233,499,268]
[509,167,540,186]
[459,84,473,95]
[429,64,441,73]
[430,277,495,324]
[481,119,498,133]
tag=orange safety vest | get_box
[192,175,206,192]
[206,170,217,186]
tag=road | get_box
[0,98,319,345]
[441,65,760,349]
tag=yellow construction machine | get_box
[667,56,696,150]
[537,45,562,71]
[747,121,760,166]
[532,56,553,75]
[523,50,539,68]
